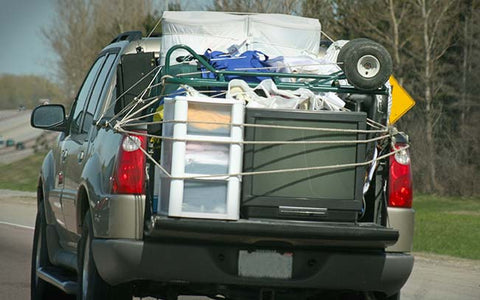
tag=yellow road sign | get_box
[389,76,415,124]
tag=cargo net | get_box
[101,64,409,196]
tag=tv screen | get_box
[242,108,367,221]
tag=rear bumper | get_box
[92,238,413,296]
[92,217,412,295]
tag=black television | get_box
[242,108,368,222]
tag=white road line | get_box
[0,221,34,230]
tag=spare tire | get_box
[337,39,393,91]
[336,38,372,71]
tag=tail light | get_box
[388,143,413,208]
[111,132,147,194]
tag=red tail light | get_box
[111,132,147,194]
[388,143,413,208]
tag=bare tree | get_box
[91,0,153,44]
[301,0,339,40]
[43,0,96,100]
[43,0,154,100]
[447,0,480,195]
[413,0,459,193]
[212,0,302,14]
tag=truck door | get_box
[53,55,106,246]
[61,52,118,241]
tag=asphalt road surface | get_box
[0,190,479,300]
[0,109,41,164]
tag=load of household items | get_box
[114,11,407,222]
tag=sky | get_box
[0,0,210,79]
[0,0,56,78]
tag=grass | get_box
[0,151,46,192]
[413,194,480,260]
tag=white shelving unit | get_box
[157,95,244,220]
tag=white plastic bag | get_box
[267,55,341,80]
[227,79,313,109]
[227,79,345,111]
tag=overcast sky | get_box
[0,0,210,79]
[0,0,56,78]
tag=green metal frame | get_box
[163,45,388,95]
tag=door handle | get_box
[77,151,85,163]
[62,150,68,162]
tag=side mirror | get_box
[31,104,67,132]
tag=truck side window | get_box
[69,56,106,135]
[83,54,118,133]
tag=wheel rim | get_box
[82,235,90,299]
[356,55,380,78]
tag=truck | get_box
[30,12,414,300]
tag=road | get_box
[0,109,39,164]
[0,190,479,300]
[0,223,34,299]
[0,109,57,164]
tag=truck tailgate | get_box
[146,216,398,249]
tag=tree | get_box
[212,0,302,14]
[412,0,459,193]
[0,74,62,109]
[303,0,471,195]
[440,0,480,195]
[43,0,155,100]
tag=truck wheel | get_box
[77,211,132,300]
[31,204,71,299]
[385,292,400,300]
[336,38,372,70]
[337,39,393,91]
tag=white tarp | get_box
[161,11,321,65]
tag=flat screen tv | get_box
[242,108,368,222]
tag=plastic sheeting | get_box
[226,79,345,111]
[161,11,321,65]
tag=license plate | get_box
[238,250,293,279]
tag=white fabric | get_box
[266,55,341,84]
[323,40,348,63]
[226,79,345,111]
[226,79,308,109]
[161,11,321,65]
[312,92,345,111]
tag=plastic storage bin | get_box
[156,95,244,220]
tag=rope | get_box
[104,65,162,123]
[116,127,389,145]
[108,64,398,186]
[147,17,162,38]
[121,118,388,134]
[321,30,335,43]
[119,67,163,123]
[131,134,407,180]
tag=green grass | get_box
[0,152,46,192]
[413,194,480,260]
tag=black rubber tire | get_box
[31,204,72,300]
[338,39,393,91]
[77,211,132,300]
[385,292,400,300]
[336,38,373,71]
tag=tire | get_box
[337,39,393,91]
[385,292,400,300]
[337,38,372,71]
[369,291,400,300]
[31,204,72,300]
[77,211,132,300]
